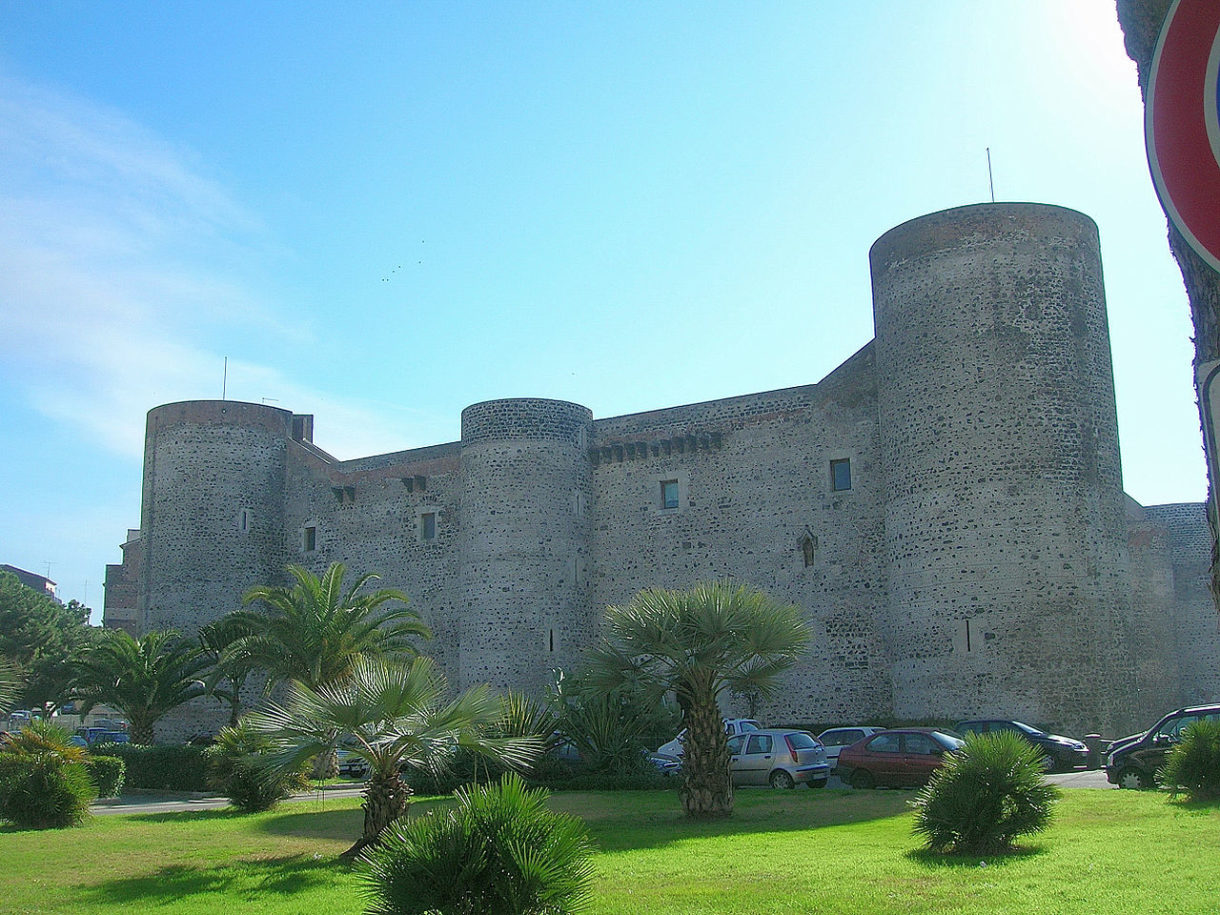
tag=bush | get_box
[90,743,209,792]
[205,721,309,812]
[85,754,126,798]
[912,730,1059,854]
[361,773,594,915]
[0,722,97,828]
[1160,719,1220,801]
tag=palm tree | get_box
[584,581,811,819]
[0,657,20,715]
[198,616,254,727]
[224,563,431,692]
[247,655,540,858]
[69,630,210,745]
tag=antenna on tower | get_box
[986,147,996,203]
[222,357,228,400]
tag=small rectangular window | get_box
[830,459,852,492]
[661,479,679,509]
[421,513,436,541]
[240,510,249,532]
[303,526,317,552]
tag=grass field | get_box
[1,787,1217,914]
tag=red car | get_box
[835,727,964,789]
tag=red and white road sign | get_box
[1146,0,1220,273]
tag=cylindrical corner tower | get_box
[871,203,1134,734]
[459,398,594,694]
[140,401,291,633]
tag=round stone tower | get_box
[871,203,1134,734]
[140,401,291,633]
[459,398,594,694]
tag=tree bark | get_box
[1116,0,1220,604]
[678,694,733,819]
[344,769,413,858]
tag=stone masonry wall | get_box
[588,345,893,724]
[871,204,1136,735]
[1143,502,1220,705]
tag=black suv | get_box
[1105,704,1220,789]
[954,719,1089,772]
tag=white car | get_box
[657,718,762,758]
[817,726,884,769]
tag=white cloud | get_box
[0,73,450,464]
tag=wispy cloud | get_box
[0,73,435,461]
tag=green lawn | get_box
[1,788,1217,914]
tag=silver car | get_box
[727,728,830,789]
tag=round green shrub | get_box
[360,772,594,915]
[205,721,309,812]
[0,722,97,829]
[85,754,126,798]
[912,730,1059,854]
[1160,719,1220,801]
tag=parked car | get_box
[656,718,761,758]
[817,726,883,770]
[73,727,129,745]
[953,719,1088,772]
[1106,703,1220,789]
[336,750,369,778]
[648,752,682,776]
[836,728,964,789]
[726,728,830,789]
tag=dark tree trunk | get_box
[343,769,413,859]
[129,718,154,746]
[678,693,733,819]
[1116,0,1220,605]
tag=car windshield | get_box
[1012,721,1044,736]
[785,732,817,750]
[740,721,761,733]
[932,732,965,750]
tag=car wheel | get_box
[1118,768,1152,790]
[769,769,796,790]
[850,769,875,790]
[1039,754,1057,773]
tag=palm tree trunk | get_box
[310,748,338,779]
[678,697,733,819]
[343,770,413,858]
[129,718,154,746]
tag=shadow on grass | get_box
[1166,794,1220,813]
[74,854,351,906]
[123,807,251,825]
[257,794,453,841]
[558,787,919,853]
[905,844,1047,869]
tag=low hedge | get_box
[89,743,209,792]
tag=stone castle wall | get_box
[109,202,1220,741]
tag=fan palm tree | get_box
[224,563,431,692]
[584,580,811,819]
[247,655,541,858]
[69,629,210,745]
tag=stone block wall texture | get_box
[871,203,1137,734]
[107,202,1218,740]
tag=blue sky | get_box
[0,1,1203,618]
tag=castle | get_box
[104,203,1220,737]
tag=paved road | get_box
[92,784,368,816]
[94,768,1113,815]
